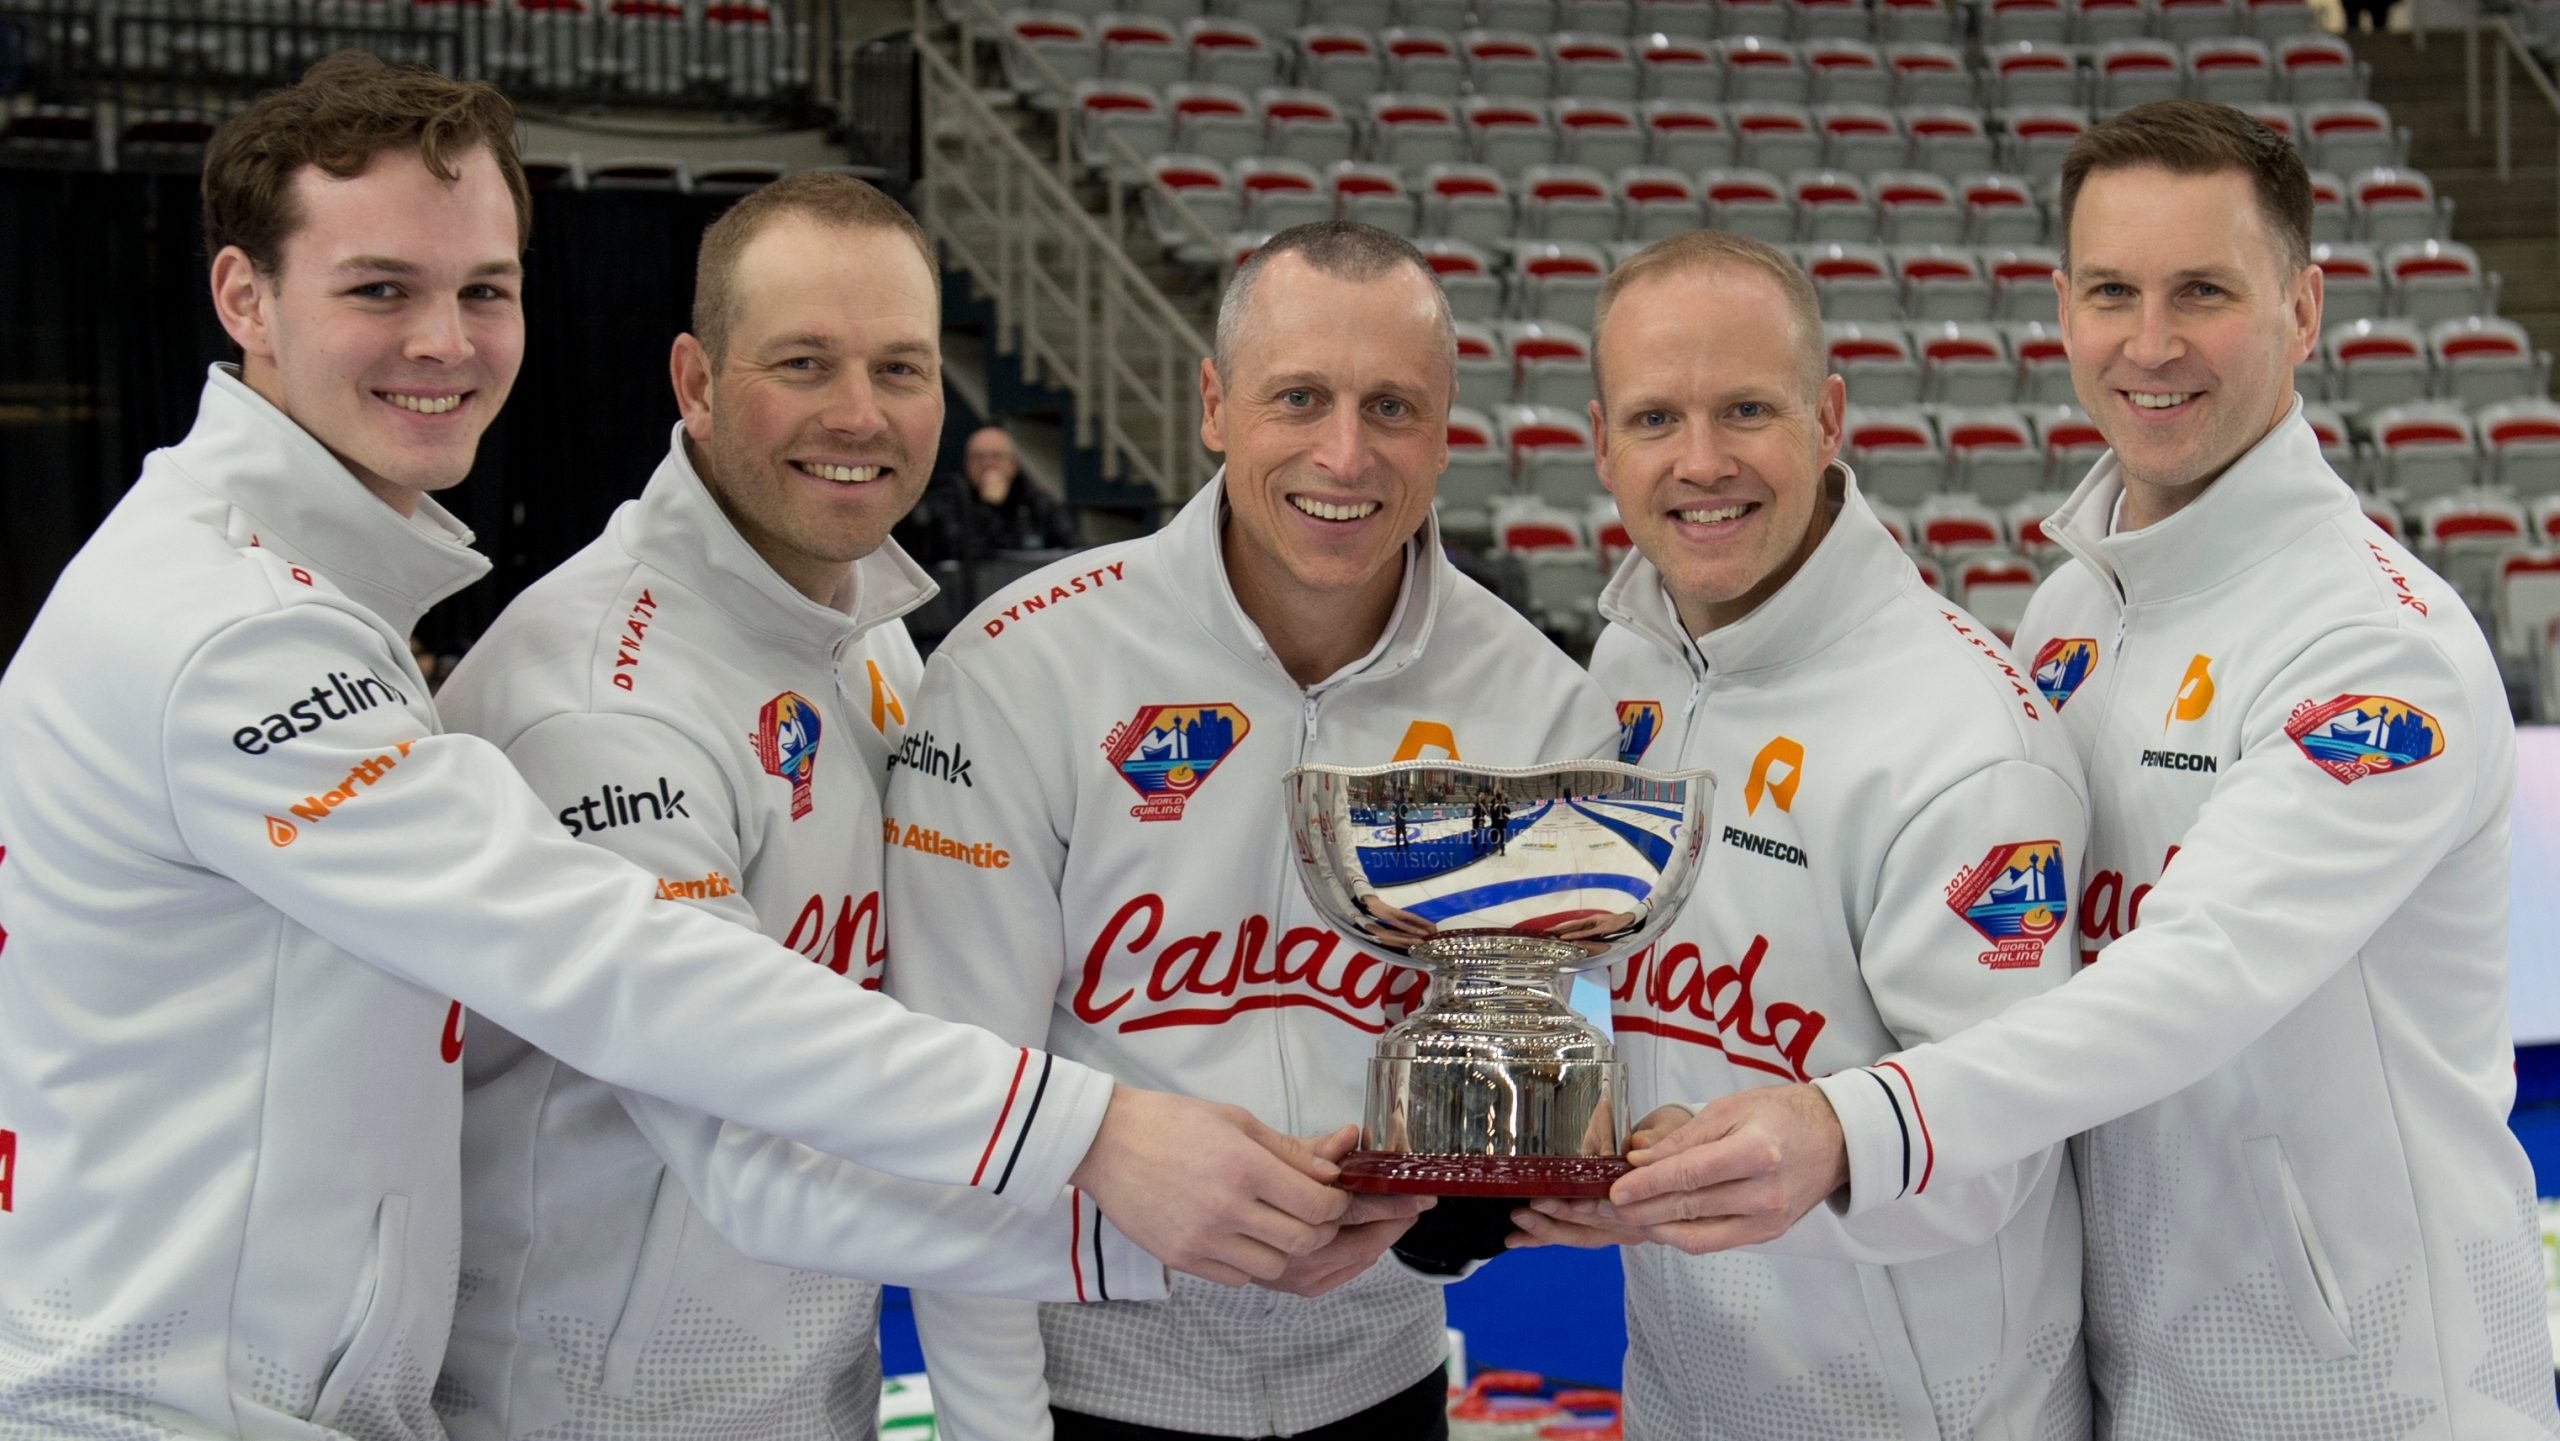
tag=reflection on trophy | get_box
[1283,759,1712,1199]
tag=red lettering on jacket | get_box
[981,562,1128,639]
[789,891,886,989]
[1610,936,1828,1081]
[440,1001,466,1064]
[0,1127,13,1212]
[2365,540,2430,617]
[1938,610,2043,721]
[611,588,658,692]
[1074,893,1428,1033]
[2078,845,2180,965]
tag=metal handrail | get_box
[2469,13,2560,254]
[936,0,1229,266]
[910,5,1214,499]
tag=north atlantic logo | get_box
[1945,840,2068,970]
[2031,637,2097,711]
[1616,701,1662,765]
[1103,704,1249,822]
[2285,693,2444,786]
[752,692,823,820]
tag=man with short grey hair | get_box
[884,221,1618,1440]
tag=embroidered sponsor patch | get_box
[753,692,823,820]
[1102,704,1249,822]
[2284,693,2444,785]
[1615,701,1662,765]
[1945,840,2068,970]
[2031,637,2098,710]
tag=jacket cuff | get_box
[982,1056,1111,1212]
[1811,1066,1930,1219]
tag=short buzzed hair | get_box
[2058,99,2313,273]
[692,171,937,364]
[1590,230,1826,402]
[1213,221,1455,386]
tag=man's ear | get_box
[672,334,716,445]
[210,246,274,360]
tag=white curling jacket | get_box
[432,432,1164,1441]
[1589,466,2092,1441]
[1813,402,2560,1438]
[0,369,1110,1440]
[883,477,1621,1439]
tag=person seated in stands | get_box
[901,423,1076,562]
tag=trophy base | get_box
[1336,1150,1629,1198]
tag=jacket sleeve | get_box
[881,652,1081,1439]
[1750,758,2085,1263]
[619,1091,1165,1301]
[158,601,1105,1206]
[488,711,1163,1301]
[1813,621,2491,1217]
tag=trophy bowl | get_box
[1283,759,1712,1199]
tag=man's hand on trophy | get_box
[1072,1087,1353,1286]
[1259,1126,1436,1298]
[1503,1105,1695,1251]
[1356,894,1438,948]
[1595,1084,1849,1254]
[1544,909,1641,943]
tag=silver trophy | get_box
[1283,759,1711,1198]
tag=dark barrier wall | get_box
[1,170,748,666]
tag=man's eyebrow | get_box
[2073,264,2245,286]
[333,256,523,279]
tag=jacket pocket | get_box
[311,1193,411,1426]
[602,1169,692,1400]
[2242,1135,2355,1359]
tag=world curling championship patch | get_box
[1103,704,1249,821]
[1945,840,2068,969]
[2284,693,2444,785]
[754,691,822,820]
[2031,637,2098,711]
[1615,701,1663,765]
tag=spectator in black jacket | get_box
[900,425,1075,563]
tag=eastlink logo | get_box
[1722,825,1808,868]
[559,778,690,837]
[2140,749,2219,773]
[232,670,409,754]
[888,730,972,787]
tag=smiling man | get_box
[0,63,1356,1439]
[881,222,1619,1440]
[430,174,1212,1439]
[1508,229,2094,1437]
[1602,102,2558,1436]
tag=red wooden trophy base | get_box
[1336,1150,1630,1199]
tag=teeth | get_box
[1675,504,1749,525]
[2129,392,2193,409]
[1289,495,1380,522]
[803,463,882,483]
[383,393,461,415]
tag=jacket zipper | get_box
[1266,689,1323,1145]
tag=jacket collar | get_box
[1166,470,1445,691]
[169,364,490,636]
[1598,462,1904,678]
[622,424,935,656]
[2043,397,2354,604]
